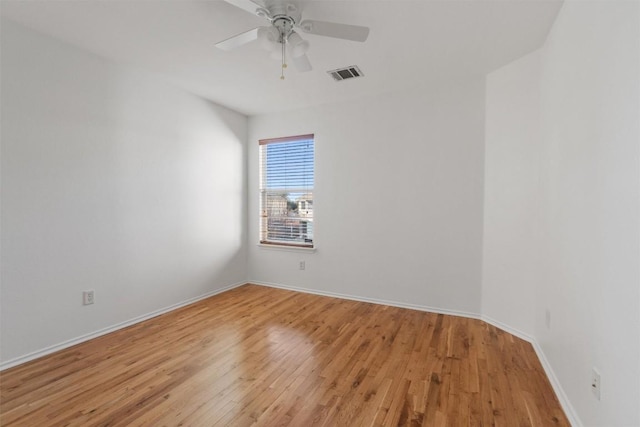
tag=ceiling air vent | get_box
[327,65,364,82]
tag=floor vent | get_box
[327,65,364,82]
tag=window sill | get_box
[257,243,316,253]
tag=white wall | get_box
[0,20,248,365]
[484,1,640,425]
[248,78,485,316]
[483,50,542,338]
[538,2,640,424]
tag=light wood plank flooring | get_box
[0,284,569,426]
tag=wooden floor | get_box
[0,284,569,426]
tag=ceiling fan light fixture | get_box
[257,26,280,50]
[217,0,370,77]
[287,31,309,58]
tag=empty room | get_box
[0,0,638,426]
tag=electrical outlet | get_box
[545,308,551,329]
[83,290,95,305]
[591,368,601,400]
[299,261,305,270]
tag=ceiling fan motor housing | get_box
[267,2,301,23]
[273,16,295,42]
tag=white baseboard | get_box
[252,280,581,427]
[531,340,583,427]
[480,314,534,343]
[250,280,481,320]
[0,281,246,371]
[480,315,581,426]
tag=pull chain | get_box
[280,37,287,80]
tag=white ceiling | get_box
[0,0,562,116]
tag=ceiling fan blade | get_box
[215,27,260,51]
[292,54,312,72]
[223,0,266,17]
[298,20,369,42]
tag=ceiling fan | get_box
[216,0,370,78]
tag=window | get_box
[259,134,314,248]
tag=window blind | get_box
[259,134,314,247]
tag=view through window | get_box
[259,134,314,248]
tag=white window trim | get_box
[257,243,317,253]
